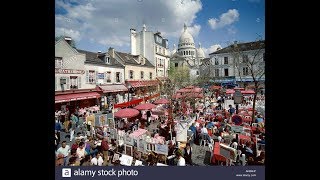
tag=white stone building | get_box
[130,24,170,78]
[55,37,101,111]
[55,37,87,92]
[208,40,265,88]
[170,23,206,80]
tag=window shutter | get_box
[104,72,107,83]
[114,72,117,83]
[86,70,89,83]
[120,72,123,83]
[78,76,81,88]
[55,76,57,90]
[66,77,70,90]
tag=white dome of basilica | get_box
[178,23,195,47]
[196,42,206,59]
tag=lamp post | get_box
[127,83,132,107]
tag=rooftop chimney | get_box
[64,36,72,45]
[108,47,115,58]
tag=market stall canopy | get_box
[154,98,170,104]
[114,108,140,118]
[134,103,157,110]
[241,90,255,94]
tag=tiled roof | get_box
[115,51,154,68]
[209,40,265,55]
[77,49,124,68]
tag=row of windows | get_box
[213,53,265,65]
[129,70,152,80]
[178,50,195,56]
[55,76,81,90]
[86,70,122,84]
[156,58,165,67]
[213,67,249,77]
[155,46,165,55]
[179,43,194,46]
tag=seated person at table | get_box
[91,152,104,166]
[200,125,212,142]
[254,151,265,165]
[88,137,99,156]
[206,119,215,129]
[76,142,87,162]
[65,149,77,166]
[183,143,193,165]
[175,149,186,166]
[81,155,92,166]
[255,115,264,127]
[189,123,197,136]
[244,142,254,158]
[56,141,70,166]
[68,156,78,166]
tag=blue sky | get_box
[55,0,264,56]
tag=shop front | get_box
[55,90,101,113]
[96,84,128,112]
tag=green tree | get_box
[230,39,265,121]
[168,63,190,89]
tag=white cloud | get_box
[55,27,81,42]
[256,18,261,23]
[185,24,201,37]
[208,9,239,30]
[55,0,203,49]
[203,44,222,56]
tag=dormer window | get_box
[105,56,110,64]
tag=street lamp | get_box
[127,83,132,106]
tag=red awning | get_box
[98,84,128,93]
[55,92,100,103]
[226,89,235,94]
[114,99,143,109]
[127,80,159,88]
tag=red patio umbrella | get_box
[226,89,235,94]
[114,108,140,118]
[154,98,170,104]
[241,90,255,94]
[134,103,157,110]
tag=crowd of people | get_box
[55,88,265,166]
